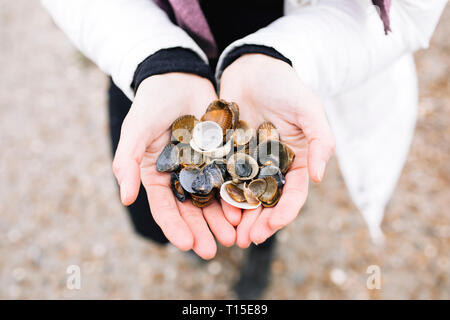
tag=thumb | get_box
[112,116,147,206]
[297,100,335,183]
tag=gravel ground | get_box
[0,1,448,299]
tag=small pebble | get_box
[207,261,222,275]
[330,268,347,286]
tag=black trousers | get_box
[108,78,168,244]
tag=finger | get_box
[249,208,275,245]
[268,167,309,230]
[177,201,217,260]
[145,183,194,251]
[202,201,236,247]
[236,206,262,248]
[297,100,335,182]
[220,199,242,226]
[249,166,308,244]
[112,115,147,206]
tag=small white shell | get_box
[220,181,261,210]
[190,138,232,158]
[192,121,223,151]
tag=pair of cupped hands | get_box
[112,54,335,259]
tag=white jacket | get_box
[42,0,447,242]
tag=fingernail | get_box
[316,161,326,181]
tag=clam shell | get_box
[179,166,201,193]
[203,162,225,187]
[243,184,261,206]
[258,140,295,173]
[191,199,213,208]
[247,179,267,198]
[171,115,198,143]
[226,153,259,182]
[258,165,285,188]
[191,163,224,195]
[233,120,255,147]
[191,170,214,195]
[258,121,279,143]
[261,190,281,207]
[156,143,179,172]
[235,135,258,160]
[279,143,295,174]
[258,176,278,204]
[191,190,215,207]
[257,140,281,167]
[203,99,239,133]
[220,181,261,209]
[225,183,246,203]
[170,172,187,202]
[190,138,232,158]
[192,121,223,151]
[191,191,214,202]
[209,159,227,178]
[235,161,252,178]
[201,109,232,135]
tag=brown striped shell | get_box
[279,143,295,174]
[258,121,279,143]
[171,115,198,143]
[191,190,215,207]
[201,99,239,135]
[233,120,256,147]
[261,189,281,207]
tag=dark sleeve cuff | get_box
[220,45,292,72]
[131,47,216,92]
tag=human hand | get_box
[112,73,238,259]
[219,54,335,247]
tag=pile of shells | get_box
[156,99,295,209]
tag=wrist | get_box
[132,47,216,93]
[221,53,291,87]
[220,44,292,75]
[137,72,214,96]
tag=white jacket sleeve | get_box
[42,0,208,100]
[216,0,447,97]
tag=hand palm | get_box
[222,90,310,247]
[219,54,334,247]
[113,74,238,259]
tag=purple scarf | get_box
[154,0,392,58]
[373,0,391,34]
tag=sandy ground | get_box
[0,1,448,299]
